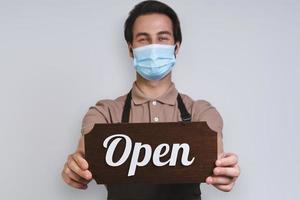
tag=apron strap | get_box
[121,89,132,123]
[177,93,192,122]
[121,89,191,123]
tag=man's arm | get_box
[191,99,240,192]
[195,101,240,192]
[61,104,109,189]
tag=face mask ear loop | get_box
[174,44,177,58]
[130,48,134,58]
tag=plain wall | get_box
[1,0,299,199]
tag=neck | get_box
[135,73,172,99]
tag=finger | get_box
[216,154,238,167]
[206,176,233,185]
[63,175,88,190]
[64,165,90,184]
[72,152,89,170]
[214,182,235,192]
[217,152,225,159]
[213,166,240,177]
[218,152,237,159]
[67,158,92,180]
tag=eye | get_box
[138,38,147,42]
[159,37,169,41]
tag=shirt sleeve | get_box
[191,100,224,138]
[80,100,111,136]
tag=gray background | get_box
[1,0,299,199]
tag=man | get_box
[61,1,240,199]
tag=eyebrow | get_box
[135,31,172,39]
[157,31,172,36]
[135,32,149,38]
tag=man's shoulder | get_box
[179,92,222,120]
[81,93,128,127]
[179,92,223,134]
[179,92,214,111]
[93,93,127,111]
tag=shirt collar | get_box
[131,81,178,106]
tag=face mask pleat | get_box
[132,44,176,80]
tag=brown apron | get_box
[106,89,201,200]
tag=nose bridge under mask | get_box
[133,44,175,58]
[146,46,157,59]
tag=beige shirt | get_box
[81,81,223,153]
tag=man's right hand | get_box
[61,151,93,189]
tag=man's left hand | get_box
[205,152,240,192]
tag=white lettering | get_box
[153,143,170,166]
[103,134,132,166]
[169,143,195,166]
[128,143,152,176]
[102,134,195,176]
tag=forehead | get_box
[132,13,173,35]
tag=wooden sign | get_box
[84,121,217,184]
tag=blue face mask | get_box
[132,44,176,80]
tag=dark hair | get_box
[124,0,182,45]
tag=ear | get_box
[128,43,133,58]
[174,42,181,56]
